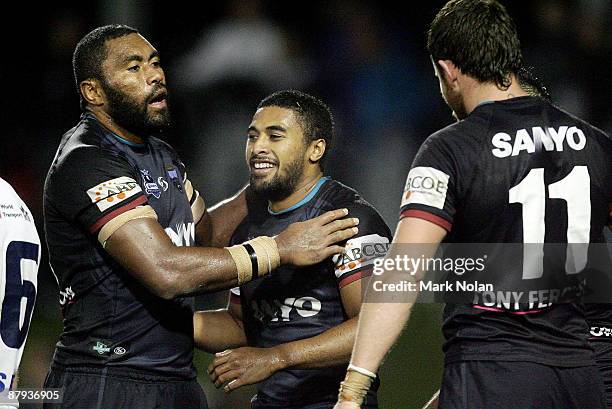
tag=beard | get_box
[101,80,171,136]
[440,78,467,121]
[249,154,305,202]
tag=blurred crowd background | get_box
[1,1,610,408]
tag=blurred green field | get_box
[21,303,444,409]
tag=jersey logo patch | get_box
[402,166,449,209]
[140,169,162,199]
[86,177,142,212]
[333,233,390,278]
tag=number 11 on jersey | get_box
[509,166,590,279]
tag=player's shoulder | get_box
[0,177,21,204]
[317,179,391,236]
[422,111,490,155]
[148,135,181,157]
[52,116,117,166]
[0,178,38,233]
[551,102,611,142]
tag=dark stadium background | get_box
[1,1,610,408]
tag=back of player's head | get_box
[427,0,523,89]
[73,24,139,110]
[258,90,334,170]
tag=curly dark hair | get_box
[427,0,523,89]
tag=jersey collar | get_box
[84,113,147,148]
[268,176,330,215]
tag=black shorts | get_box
[438,361,605,409]
[42,366,208,409]
[592,340,612,408]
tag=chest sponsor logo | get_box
[491,126,586,158]
[401,166,449,210]
[251,297,321,323]
[140,169,162,199]
[590,326,612,338]
[164,223,195,247]
[0,203,31,222]
[86,177,142,212]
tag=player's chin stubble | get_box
[250,157,304,202]
[103,82,171,136]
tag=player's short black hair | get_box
[258,90,334,170]
[73,24,139,110]
[427,0,523,89]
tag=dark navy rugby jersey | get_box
[44,113,198,378]
[399,96,612,366]
[230,177,391,408]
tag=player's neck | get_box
[464,74,528,116]
[269,171,324,213]
[87,108,145,145]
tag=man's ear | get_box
[437,59,459,86]
[80,79,105,107]
[309,139,326,163]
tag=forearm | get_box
[275,316,358,370]
[207,186,249,247]
[157,246,242,297]
[350,301,414,373]
[194,309,247,353]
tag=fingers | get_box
[224,377,245,393]
[316,208,349,225]
[209,362,230,385]
[208,349,232,375]
[208,350,234,385]
[326,227,359,246]
[214,368,242,389]
[324,218,359,235]
[322,245,346,259]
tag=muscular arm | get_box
[348,217,446,373]
[105,209,357,300]
[209,275,369,391]
[273,278,364,369]
[194,300,246,353]
[196,186,250,247]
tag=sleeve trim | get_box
[192,193,206,225]
[90,195,148,233]
[400,209,452,232]
[185,179,194,202]
[98,205,158,246]
[338,267,374,289]
[230,293,242,305]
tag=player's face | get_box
[246,107,309,200]
[432,60,467,121]
[99,33,170,135]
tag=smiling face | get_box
[246,106,310,201]
[99,33,170,135]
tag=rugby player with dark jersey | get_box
[194,90,391,409]
[42,26,359,409]
[335,1,612,408]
